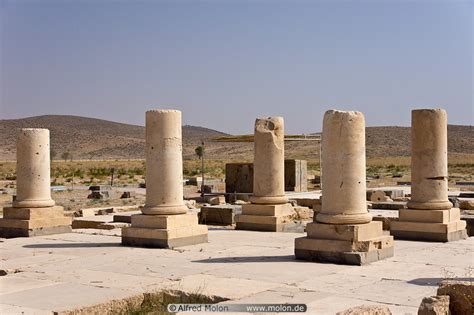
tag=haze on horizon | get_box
[1,0,472,135]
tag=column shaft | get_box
[316,110,371,224]
[250,117,288,205]
[13,128,55,208]
[142,110,187,215]
[407,109,452,210]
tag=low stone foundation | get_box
[0,206,72,238]
[235,203,294,232]
[121,213,208,249]
[391,208,468,242]
[295,221,394,265]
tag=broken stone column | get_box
[122,110,208,248]
[391,109,467,241]
[295,110,393,265]
[0,128,71,238]
[235,117,294,231]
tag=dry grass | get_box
[0,153,472,184]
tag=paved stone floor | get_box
[0,228,472,314]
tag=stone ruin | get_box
[121,109,208,248]
[0,107,469,266]
[0,128,72,237]
[294,110,394,265]
[235,117,295,232]
[391,109,467,242]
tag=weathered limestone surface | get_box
[391,109,467,242]
[250,117,287,205]
[0,230,472,314]
[437,280,474,315]
[121,110,207,248]
[418,296,450,315]
[295,110,393,265]
[336,304,393,315]
[141,110,187,215]
[316,110,371,225]
[122,214,208,248]
[14,129,55,208]
[236,117,294,231]
[0,129,71,238]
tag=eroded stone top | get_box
[146,109,181,114]
[18,128,50,136]
[412,108,446,114]
[325,109,363,117]
[255,117,284,133]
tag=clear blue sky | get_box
[1,0,472,134]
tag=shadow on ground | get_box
[193,255,297,263]
[23,242,122,248]
[408,277,474,286]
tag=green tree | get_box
[195,146,204,159]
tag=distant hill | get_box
[0,115,472,161]
[0,115,228,160]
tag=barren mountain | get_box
[0,115,472,161]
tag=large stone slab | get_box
[391,219,468,242]
[398,208,460,223]
[3,206,66,220]
[0,205,72,238]
[295,221,394,265]
[122,213,208,248]
[130,213,198,229]
[199,205,241,225]
[305,221,384,242]
[241,203,293,216]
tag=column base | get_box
[294,221,394,265]
[121,213,208,248]
[0,206,72,238]
[391,208,468,242]
[235,203,294,232]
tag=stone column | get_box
[142,110,187,215]
[236,117,294,232]
[407,109,452,210]
[13,129,55,208]
[122,109,208,248]
[250,117,288,205]
[316,110,372,225]
[0,128,72,238]
[295,110,393,265]
[391,109,467,242]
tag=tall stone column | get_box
[391,109,467,242]
[236,117,294,232]
[407,109,452,210]
[250,117,288,205]
[295,110,393,265]
[0,128,71,238]
[122,109,208,248]
[13,129,55,208]
[316,111,372,225]
[142,110,188,215]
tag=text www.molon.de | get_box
[167,303,307,313]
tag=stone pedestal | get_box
[235,117,294,232]
[237,203,294,232]
[0,128,71,238]
[121,110,207,248]
[295,110,393,265]
[391,109,467,242]
[122,214,208,248]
